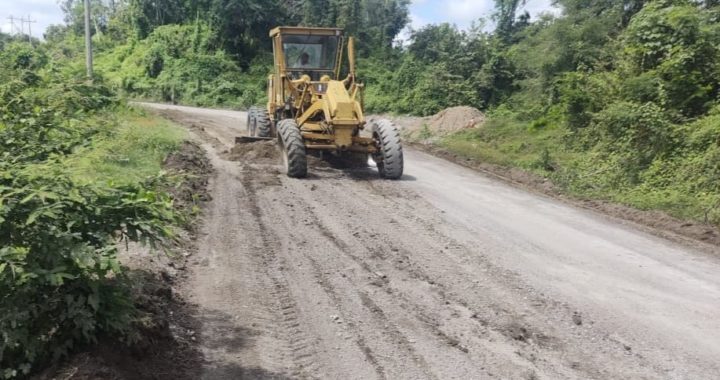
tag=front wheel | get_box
[256,109,272,138]
[246,107,258,136]
[371,119,404,179]
[277,119,307,178]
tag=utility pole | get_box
[84,0,93,79]
[25,15,36,42]
[7,15,19,35]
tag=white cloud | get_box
[445,0,495,26]
[396,12,429,45]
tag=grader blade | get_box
[235,136,273,144]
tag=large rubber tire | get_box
[371,119,404,179]
[246,107,258,136]
[255,109,272,138]
[277,119,307,178]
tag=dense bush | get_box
[0,169,176,378]
[623,1,720,117]
[0,41,179,378]
[94,23,266,107]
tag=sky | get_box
[0,0,66,39]
[403,0,560,39]
[0,0,559,40]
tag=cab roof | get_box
[270,26,344,38]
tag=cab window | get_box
[283,35,338,71]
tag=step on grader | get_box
[244,26,404,179]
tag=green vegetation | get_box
[0,37,188,378]
[54,0,410,107]
[93,23,268,107]
[63,111,186,183]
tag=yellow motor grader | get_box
[245,26,403,179]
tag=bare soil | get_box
[391,106,484,144]
[427,106,485,133]
[222,140,280,164]
[122,103,720,380]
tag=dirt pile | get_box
[223,140,280,164]
[400,106,485,143]
[164,140,213,210]
[428,106,485,133]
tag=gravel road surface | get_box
[141,102,720,380]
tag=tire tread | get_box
[278,119,307,178]
[372,119,404,179]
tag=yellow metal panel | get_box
[301,132,334,140]
[333,125,354,148]
[326,81,355,120]
[270,26,344,37]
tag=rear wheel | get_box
[256,109,272,138]
[371,119,404,179]
[246,107,258,136]
[277,119,307,178]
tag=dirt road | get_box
[142,103,720,380]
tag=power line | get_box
[6,15,36,40]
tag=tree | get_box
[493,0,526,42]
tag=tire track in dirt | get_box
[353,179,658,377]
[285,241,388,379]
[264,180,440,379]
[276,175,550,379]
[281,173,666,379]
[185,154,290,379]
[238,165,323,378]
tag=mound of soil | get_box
[223,140,280,164]
[399,106,485,143]
[164,140,213,210]
[428,106,485,134]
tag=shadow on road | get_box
[34,270,294,380]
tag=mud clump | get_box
[503,322,553,347]
[224,140,280,164]
[163,140,213,216]
[164,140,211,175]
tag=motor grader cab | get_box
[245,26,404,179]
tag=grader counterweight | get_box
[245,26,404,179]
